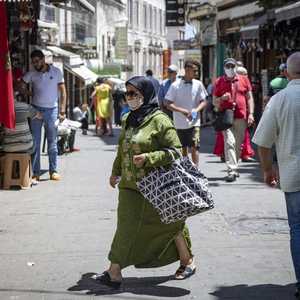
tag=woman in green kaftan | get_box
[93,76,195,288]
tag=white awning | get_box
[66,65,98,85]
[275,1,300,22]
[47,45,83,67]
[37,20,59,29]
[218,2,263,21]
[240,14,267,39]
[75,0,95,13]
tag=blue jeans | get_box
[31,106,58,176]
[285,191,300,288]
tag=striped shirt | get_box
[253,79,300,192]
[2,101,37,153]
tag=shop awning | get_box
[47,46,98,85]
[37,20,59,29]
[75,0,95,13]
[275,1,300,22]
[47,45,83,67]
[240,14,267,40]
[65,65,98,85]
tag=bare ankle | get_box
[180,256,193,266]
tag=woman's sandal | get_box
[91,271,122,289]
[175,258,196,280]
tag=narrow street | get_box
[0,127,295,300]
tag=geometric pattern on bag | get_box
[137,154,214,224]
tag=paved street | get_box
[0,126,296,300]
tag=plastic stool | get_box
[2,153,32,190]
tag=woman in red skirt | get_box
[214,128,255,162]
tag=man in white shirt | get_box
[165,60,207,165]
[20,49,66,181]
[253,52,300,299]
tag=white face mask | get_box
[127,96,144,111]
[224,67,237,78]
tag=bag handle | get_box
[163,147,182,162]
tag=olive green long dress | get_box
[109,110,192,269]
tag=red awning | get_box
[0,3,15,129]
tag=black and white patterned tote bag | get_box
[137,150,214,224]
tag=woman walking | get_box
[92,78,113,136]
[93,76,195,288]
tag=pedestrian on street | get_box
[158,64,178,119]
[145,69,160,96]
[253,52,300,299]
[91,78,113,136]
[19,49,66,181]
[263,63,288,108]
[165,60,208,166]
[213,58,255,182]
[93,76,195,288]
[213,63,255,163]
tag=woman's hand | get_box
[110,175,119,188]
[133,154,146,167]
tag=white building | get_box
[126,0,168,79]
[96,0,127,71]
[166,26,187,76]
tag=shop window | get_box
[40,1,56,23]
[75,23,85,43]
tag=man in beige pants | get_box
[213,58,255,182]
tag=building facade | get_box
[126,0,167,79]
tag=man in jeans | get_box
[253,52,300,299]
[213,58,255,182]
[20,49,66,181]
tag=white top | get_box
[23,65,64,108]
[252,79,300,192]
[165,78,207,129]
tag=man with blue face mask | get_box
[213,58,255,182]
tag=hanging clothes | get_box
[0,3,15,129]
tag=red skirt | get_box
[213,128,255,159]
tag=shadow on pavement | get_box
[210,283,296,299]
[68,273,190,297]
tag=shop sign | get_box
[166,0,185,27]
[85,37,96,47]
[173,38,200,50]
[115,26,128,60]
[200,17,217,46]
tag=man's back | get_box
[254,79,300,192]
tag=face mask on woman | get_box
[126,94,144,111]
[224,67,237,78]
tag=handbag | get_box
[213,81,238,132]
[213,109,234,131]
[137,149,214,224]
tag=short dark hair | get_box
[184,60,197,69]
[30,49,45,59]
[145,69,153,76]
[96,77,104,84]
